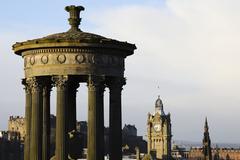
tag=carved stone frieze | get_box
[30,56,35,65]
[24,58,27,67]
[23,48,126,56]
[24,53,123,67]
[23,49,124,78]
[57,54,66,64]
[102,55,108,64]
[75,54,84,63]
[41,55,49,64]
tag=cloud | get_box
[1,0,240,143]
[87,0,240,142]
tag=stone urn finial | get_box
[65,5,85,31]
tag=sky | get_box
[1,0,240,144]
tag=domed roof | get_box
[37,30,106,42]
[155,95,165,115]
[155,96,163,108]
[12,5,136,55]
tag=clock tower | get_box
[147,96,172,160]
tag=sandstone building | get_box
[5,115,147,158]
[171,144,189,159]
[147,96,172,160]
[188,147,240,160]
[8,116,25,142]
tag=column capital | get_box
[42,78,53,96]
[87,75,106,91]
[22,78,32,94]
[43,86,52,96]
[52,75,69,89]
[106,77,126,90]
[25,77,43,93]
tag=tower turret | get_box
[155,96,165,115]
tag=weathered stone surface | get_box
[12,5,136,160]
[22,49,125,78]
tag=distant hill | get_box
[173,140,240,149]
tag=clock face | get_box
[153,124,161,132]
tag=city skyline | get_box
[1,0,240,144]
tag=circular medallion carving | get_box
[57,55,66,64]
[92,55,101,64]
[108,56,113,64]
[30,56,35,65]
[102,56,108,64]
[86,55,93,63]
[41,55,48,64]
[113,57,119,65]
[75,55,85,63]
[24,58,27,67]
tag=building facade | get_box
[122,124,147,155]
[122,124,137,137]
[147,96,172,160]
[171,144,189,160]
[8,116,25,142]
[188,118,240,160]
[189,147,240,160]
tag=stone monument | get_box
[12,5,136,160]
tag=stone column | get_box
[53,75,69,160]
[22,78,32,160]
[29,77,43,160]
[108,77,125,160]
[42,79,52,160]
[147,118,152,154]
[67,79,81,159]
[152,140,154,149]
[87,75,105,160]
[96,80,105,160]
[68,81,79,133]
[147,138,151,154]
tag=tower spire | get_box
[205,117,209,131]
[203,117,212,160]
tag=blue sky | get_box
[1,0,240,144]
[1,0,165,31]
